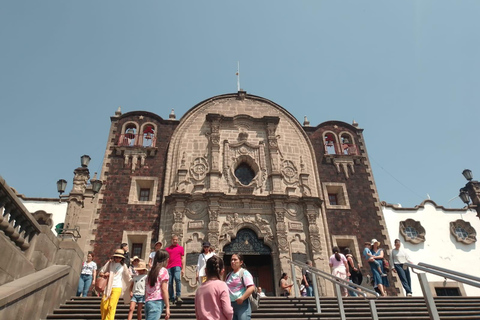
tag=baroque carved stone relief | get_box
[223,132,266,192]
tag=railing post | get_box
[334,283,346,320]
[418,273,440,320]
[369,299,379,320]
[312,272,321,314]
[290,262,299,297]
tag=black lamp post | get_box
[80,155,91,167]
[91,178,103,195]
[57,179,67,196]
[459,169,480,218]
[57,155,103,200]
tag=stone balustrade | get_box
[0,176,41,251]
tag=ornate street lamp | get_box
[462,169,473,181]
[57,179,67,195]
[80,155,91,168]
[91,178,103,195]
[459,187,470,204]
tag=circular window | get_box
[455,227,469,240]
[405,226,418,239]
[234,163,255,185]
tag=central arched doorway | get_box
[223,228,275,295]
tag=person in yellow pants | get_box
[101,288,122,320]
[99,249,132,320]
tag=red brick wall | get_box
[306,122,394,293]
[94,112,178,264]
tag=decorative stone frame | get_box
[450,219,477,244]
[322,182,350,210]
[128,176,159,205]
[399,219,426,244]
[428,281,466,297]
[331,235,363,267]
[122,230,153,262]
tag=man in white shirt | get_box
[391,239,413,296]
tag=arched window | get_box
[340,133,358,155]
[142,125,156,147]
[324,133,337,155]
[119,123,138,147]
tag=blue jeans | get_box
[168,266,181,299]
[231,298,251,320]
[145,299,165,320]
[306,285,314,297]
[76,274,93,297]
[394,264,412,294]
[347,280,358,297]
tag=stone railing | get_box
[0,176,41,251]
[0,175,84,320]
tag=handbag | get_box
[248,290,260,311]
[236,268,260,312]
[383,259,390,272]
[95,275,108,294]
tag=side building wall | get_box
[383,200,480,297]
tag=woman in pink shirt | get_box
[329,246,350,297]
[195,255,233,320]
[145,250,170,320]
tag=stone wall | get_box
[0,225,84,320]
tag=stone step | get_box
[45,296,480,320]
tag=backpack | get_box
[228,268,260,312]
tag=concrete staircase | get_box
[45,296,480,320]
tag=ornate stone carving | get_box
[399,219,426,244]
[450,219,477,244]
[255,214,273,241]
[190,157,209,181]
[172,210,185,239]
[223,229,271,255]
[281,160,298,185]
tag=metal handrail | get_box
[417,262,480,284]
[404,262,480,320]
[289,260,379,320]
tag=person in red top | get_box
[165,235,185,304]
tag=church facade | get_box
[66,91,394,296]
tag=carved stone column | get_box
[206,114,222,192]
[265,118,282,193]
[64,166,89,229]
[207,207,220,249]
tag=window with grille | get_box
[328,194,338,206]
[132,243,143,258]
[139,188,151,201]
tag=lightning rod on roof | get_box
[236,61,240,92]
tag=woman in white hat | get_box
[370,239,389,296]
[98,249,132,320]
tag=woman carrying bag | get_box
[225,253,255,320]
[98,249,132,320]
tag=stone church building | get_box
[65,91,392,296]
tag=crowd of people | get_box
[75,235,414,320]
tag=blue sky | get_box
[1,1,478,208]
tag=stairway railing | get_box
[405,262,480,320]
[289,260,380,320]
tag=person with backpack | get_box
[301,260,314,297]
[344,248,363,297]
[225,253,255,320]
